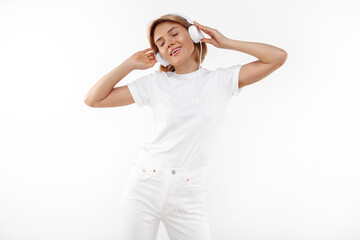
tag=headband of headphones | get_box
[164,12,195,25]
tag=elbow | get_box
[84,93,96,107]
[280,50,288,62]
[84,98,96,107]
[275,50,287,66]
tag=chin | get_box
[171,53,190,65]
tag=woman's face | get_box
[153,21,196,67]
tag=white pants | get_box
[118,149,212,240]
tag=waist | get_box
[133,148,207,176]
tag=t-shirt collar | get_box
[169,67,203,79]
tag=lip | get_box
[170,46,182,56]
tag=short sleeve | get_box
[127,71,155,107]
[213,64,243,98]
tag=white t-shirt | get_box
[127,64,243,168]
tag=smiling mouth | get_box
[171,47,182,56]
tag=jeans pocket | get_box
[184,172,207,196]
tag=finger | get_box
[194,21,212,31]
[201,38,211,44]
[143,47,151,53]
[195,23,213,36]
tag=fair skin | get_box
[84,20,287,108]
[193,21,287,88]
[153,21,200,74]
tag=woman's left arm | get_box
[194,21,287,88]
[223,39,287,65]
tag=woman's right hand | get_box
[129,48,157,70]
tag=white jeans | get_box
[118,149,212,240]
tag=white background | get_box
[1,0,359,239]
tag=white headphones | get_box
[154,12,205,67]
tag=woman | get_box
[84,13,287,240]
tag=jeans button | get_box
[171,170,176,175]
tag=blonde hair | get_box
[147,14,208,72]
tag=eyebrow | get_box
[155,27,179,45]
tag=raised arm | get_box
[84,48,157,108]
[84,58,135,107]
[193,21,287,89]
[222,39,287,88]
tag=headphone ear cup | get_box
[188,25,204,43]
[155,52,170,67]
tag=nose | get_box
[165,44,175,56]
[167,41,175,49]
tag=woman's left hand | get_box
[193,21,231,49]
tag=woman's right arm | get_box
[84,48,156,108]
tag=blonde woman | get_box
[84,13,287,240]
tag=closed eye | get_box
[160,33,178,47]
